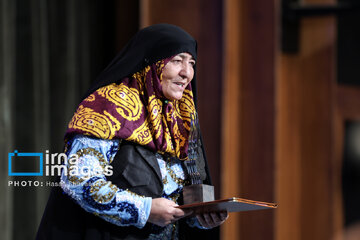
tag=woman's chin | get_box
[165,93,184,101]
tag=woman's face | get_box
[161,52,195,101]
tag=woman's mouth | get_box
[174,82,185,87]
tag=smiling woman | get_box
[161,53,195,101]
[36,24,227,240]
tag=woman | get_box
[36,23,227,240]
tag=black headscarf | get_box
[82,23,198,102]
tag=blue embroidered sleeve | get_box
[155,156,208,231]
[60,135,152,229]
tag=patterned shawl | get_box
[65,57,196,160]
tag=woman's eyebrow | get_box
[177,53,195,61]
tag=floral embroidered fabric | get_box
[61,135,204,238]
[65,58,197,160]
[60,135,151,228]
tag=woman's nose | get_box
[179,62,193,81]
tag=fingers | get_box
[173,208,186,217]
[148,198,193,227]
[211,212,222,223]
[196,213,216,228]
[171,209,193,224]
[196,211,229,229]
[219,211,229,221]
[168,211,189,225]
[183,209,194,218]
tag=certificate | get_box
[177,197,277,216]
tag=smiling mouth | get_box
[174,82,185,87]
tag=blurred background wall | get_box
[1,0,360,239]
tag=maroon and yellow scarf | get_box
[65,58,196,160]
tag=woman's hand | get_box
[196,211,229,228]
[148,198,192,227]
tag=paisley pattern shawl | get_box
[66,58,196,160]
